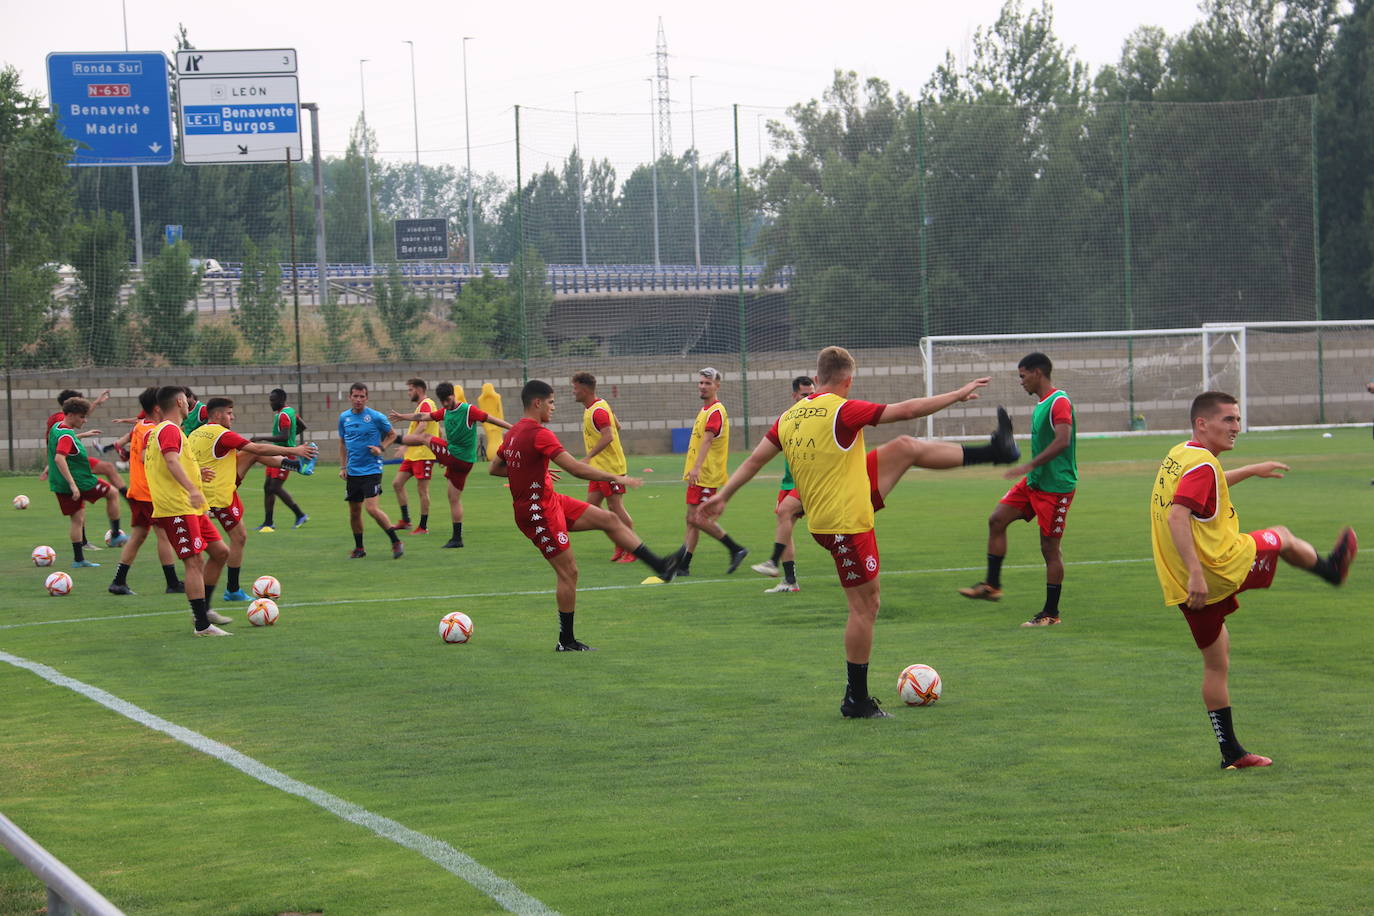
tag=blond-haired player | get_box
[698,346,1019,718]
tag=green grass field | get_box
[2,430,1371,915]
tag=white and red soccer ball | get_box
[31,545,57,567]
[439,611,473,644]
[898,664,942,706]
[44,571,73,596]
[13,494,30,510]
[246,598,280,626]
[252,575,282,599]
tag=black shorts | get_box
[344,473,383,503]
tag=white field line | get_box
[0,557,1153,632]
[0,649,560,916]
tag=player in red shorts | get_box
[751,375,815,592]
[189,398,318,603]
[1150,391,1357,770]
[491,380,683,652]
[391,382,513,549]
[46,397,128,568]
[959,352,1078,626]
[145,386,233,636]
[391,378,439,533]
[108,386,185,595]
[699,346,1019,718]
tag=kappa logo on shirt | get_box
[177,537,189,545]
[530,512,543,521]
[1059,496,1070,504]
[531,482,541,489]
[534,526,546,535]
[834,535,846,543]
[842,558,855,568]
[545,545,556,554]
[1053,526,1063,534]
[845,571,860,581]
[539,536,550,544]
[836,545,850,555]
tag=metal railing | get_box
[0,812,124,916]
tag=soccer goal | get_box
[918,320,1374,439]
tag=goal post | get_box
[920,321,1374,439]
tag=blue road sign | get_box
[46,51,174,166]
[165,225,183,245]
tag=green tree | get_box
[502,248,552,360]
[232,237,284,362]
[449,268,503,357]
[0,66,75,370]
[67,210,131,365]
[132,241,202,364]
[371,265,426,360]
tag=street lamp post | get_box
[462,36,475,269]
[688,74,701,269]
[573,90,588,267]
[404,40,421,218]
[359,59,375,267]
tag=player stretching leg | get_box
[492,380,682,652]
[679,367,749,576]
[252,388,313,531]
[959,352,1079,627]
[189,398,318,602]
[1150,391,1356,769]
[391,382,512,549]
[698,346,1019,718]
[47,397,128,569]
[752,375,815,592]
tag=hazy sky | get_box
[5,0,1210,176]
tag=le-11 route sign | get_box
[46,51,174,166]
[176,48,302,164]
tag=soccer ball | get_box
[44,571,73,596]
[438,611,473,644]
[13,494,29,509]
[252,575,282,599]
[898,664,942,707]
[103,529,125,546]
[246,598,280,626]
[31,545,57,567]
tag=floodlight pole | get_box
[462,36,476,268]
[122,0,144,266]
[360,59,375,267]
[574,90,588,267]
[689,75,701,269]
[404,40,421,218]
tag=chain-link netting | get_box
[2,95,1323,465]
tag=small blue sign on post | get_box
[165,225,183,246]
[46,51,174,166]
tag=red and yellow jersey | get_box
[405,396,439,461]
[582,398,626,476]
[145,420,204,517]
[1149,441,1257,606]
[767,393,884,534]
[187,423,251,509]
[683,400,729,488]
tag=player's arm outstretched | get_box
[876,377,990,424]
[550,451,642,489]
[240,440,318,461]
[1224,461,1289,486]
[696,437,783,524]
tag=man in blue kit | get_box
[337,382,404,559]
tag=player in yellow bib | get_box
[678,367,750,576]
[699,346,1020,718]
[392,378,439,534]
[1150,391,1356,770]
[571,372,640,563]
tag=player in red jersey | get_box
[44,388,127,550]
[491,380,682,651]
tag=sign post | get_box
[394,218,449,261]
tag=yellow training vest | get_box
[404,396,439,460]
[583,398,626,475]
[779,392,872,534]
[683,400,729,488]
[1149,441,1257,606]
[144,420,204,517]
[187,423,238,509]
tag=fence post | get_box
[1311,97,1325,423]
[0,811,124,915]
[514,105,527,385]
[916,101,929,341]
[1121,103,1135,429]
